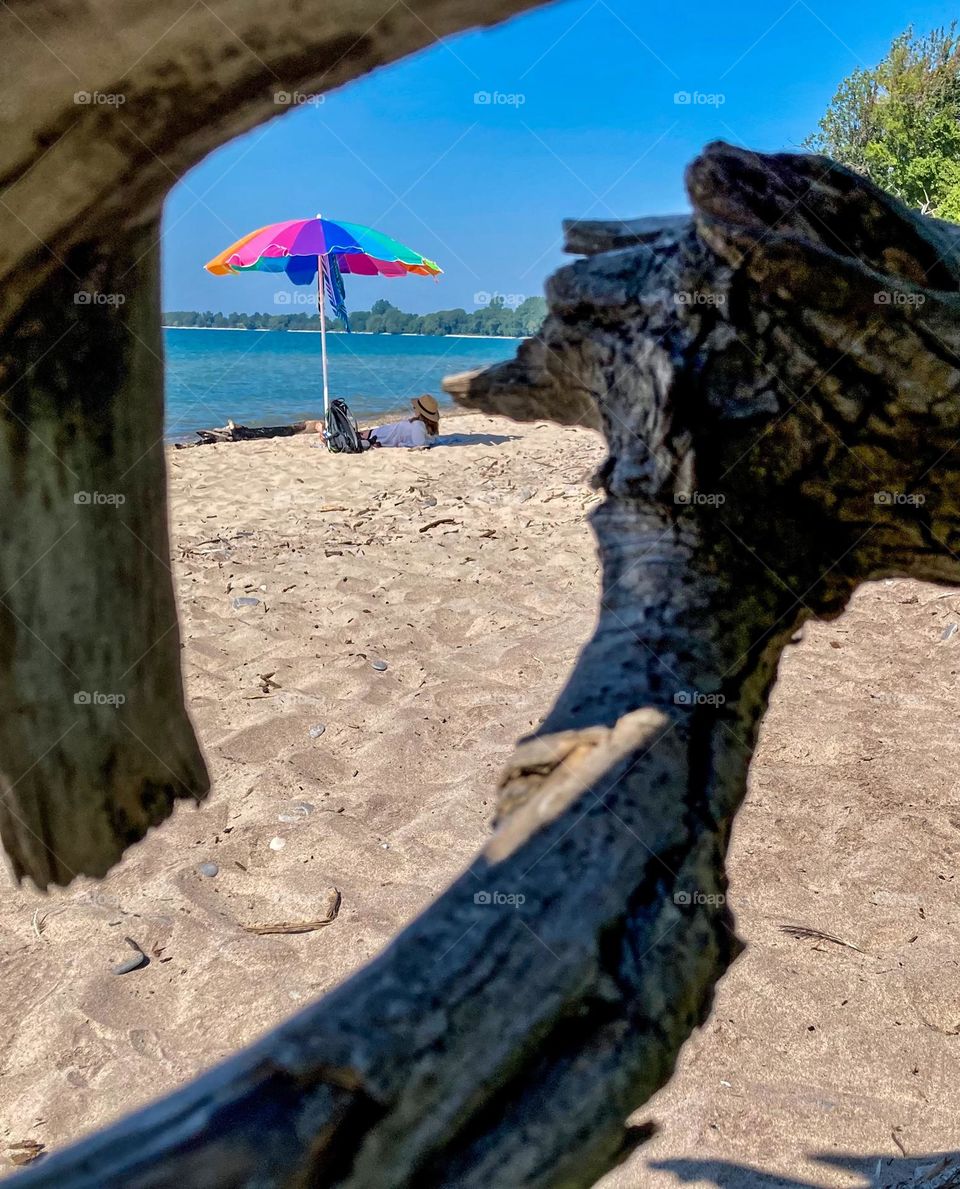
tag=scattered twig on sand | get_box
[915,1010,960,1036]
[419,518,460,533]
[779,923,868,954]
[243,890,341,935]
[244,920,335,936]
[181,531,257,558]
[7,1139,45,1166]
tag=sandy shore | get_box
[0,414,603,1169]
[1,413,959,1183]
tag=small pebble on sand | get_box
[371,659,388,672]
[198,862,219,877]
[269,836,286,851]
[308,723,326,738]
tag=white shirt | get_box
[370,418,432,448]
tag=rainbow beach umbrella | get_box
[205,216,442,420]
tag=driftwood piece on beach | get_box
[179,421,309,447]
[8,141,960,1188]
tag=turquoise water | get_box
[163,328,521,441]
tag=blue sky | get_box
[163,0,958,315]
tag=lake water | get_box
[164,328,521,441]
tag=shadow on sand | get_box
[649,1150,960,1188]
[433,432,518,447]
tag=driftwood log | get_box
[4,0,960,1184]
[8,137,960,1185]
[178,421,309,447]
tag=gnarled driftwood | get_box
[6,139,960,1186]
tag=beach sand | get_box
[0,413,959,1184]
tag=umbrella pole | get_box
[316,257,330,424]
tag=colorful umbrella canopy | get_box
[204,217,442,284]
[204,216,442,427]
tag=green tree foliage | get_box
[806,24,960,219]
[162,295,548,337]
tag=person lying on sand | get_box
[360,394,440,448]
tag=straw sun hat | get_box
[411,394,440,420]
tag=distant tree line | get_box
[162,296,547,337]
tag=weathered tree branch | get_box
[7,140,960,1185]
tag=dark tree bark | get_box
[7,141,960,1187]
[0,225,208,884]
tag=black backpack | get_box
[325,398,363,454]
